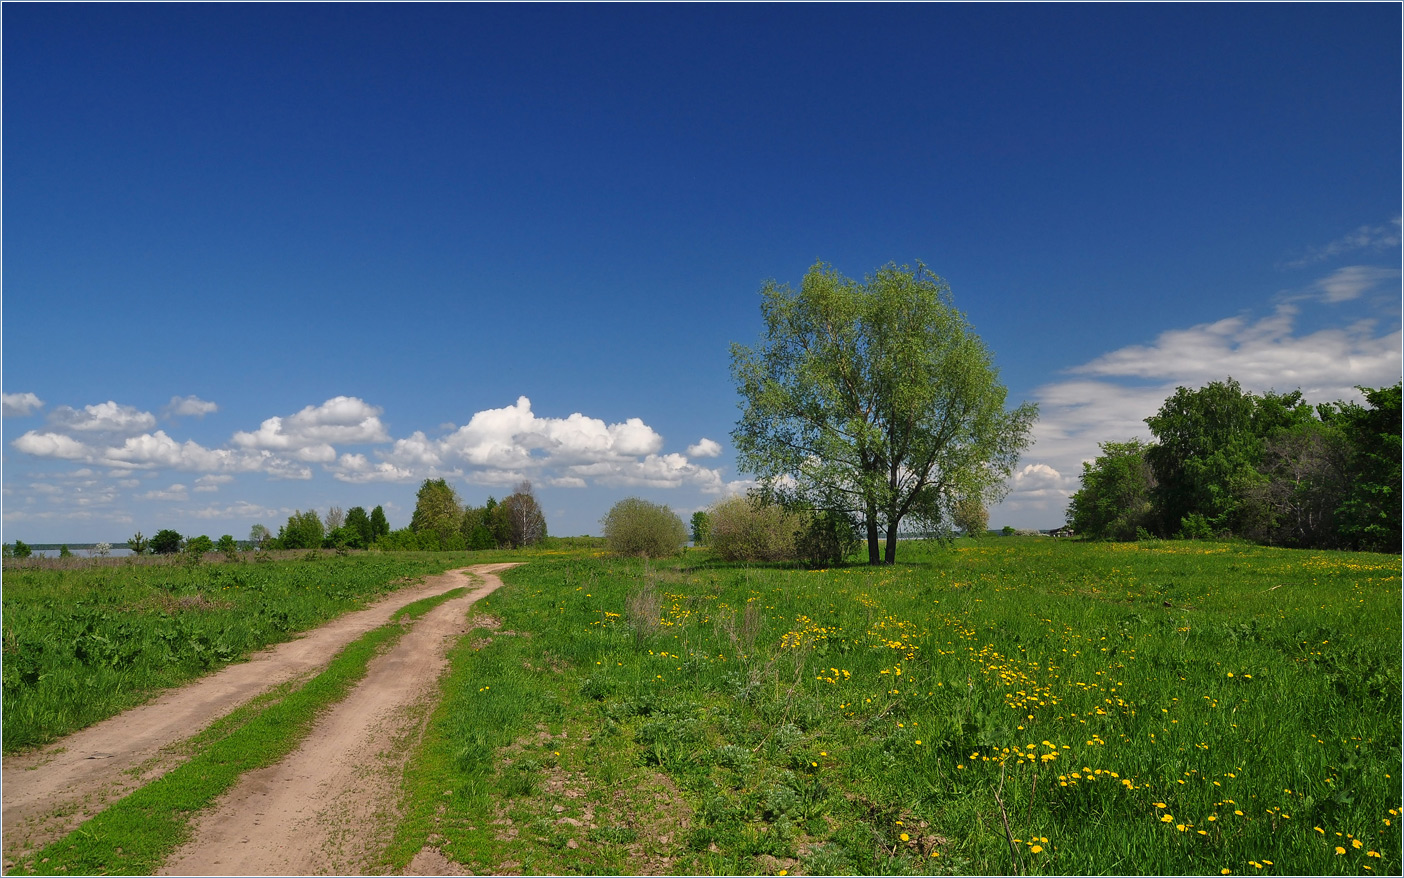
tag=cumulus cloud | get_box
[164,395,219,418]
[439,397,665,469]
[233,396,389,452]
[49,401,157,434]
[11,431,93,460]
[687,438,723,458]
[3,392,44,417]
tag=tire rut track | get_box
[2,563,518,871]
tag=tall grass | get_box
[393,539,1400,875]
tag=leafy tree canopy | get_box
[731,260,1036,564]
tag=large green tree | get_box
[1145,379,1315,537]
[1329,382,1401,552]
[344,506,374,549]
[731,261,1037,565]
[369,506,390,542]
[410,479,462,545]
[1067,439,1157,541]
[276,511,324,550]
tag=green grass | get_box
[1,551,494,751]
[387,539,1401,876]
[6,586,471,876]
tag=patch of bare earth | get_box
[2,563,517,872]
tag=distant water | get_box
[23,546,137,559]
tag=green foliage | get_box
[344,506,373,549]
[275,510,324,550]
[57,545,72,559]
[601,498,687,558]
[952,497,989,537]
[1145,380,1315,538]
[149,529,183,555]
[690,510,712,545]
[707,495,801,563]
[215,535,239,560]
[411,479,463,546]
[731,260,1036,565]
[370,506,390,542]
[183,534,214,557]
[794,508,860,567]
[1330,383,1401,552]
[1068,439,1157,541]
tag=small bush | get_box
[707,496,800,562]
[601,498,687,558]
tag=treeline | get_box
[380,478,546,551]
[1068,379,1400,551]
[65,479,549,560]
[266,478,547,552]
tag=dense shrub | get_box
[794,509,860,567]
[707,495,801,562]
[601,498,687,558]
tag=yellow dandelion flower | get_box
[1030,845,1043,853]
[900,833,910,842]
[1335,846,1346,855]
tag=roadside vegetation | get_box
[0,552,504,752]
[384,538,1399,875]
[6,587,469,876]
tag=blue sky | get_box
[4,3,1400,544]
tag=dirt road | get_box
[2,563,517,873]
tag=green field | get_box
[4,539,1400,875]
[391,539,1401,875]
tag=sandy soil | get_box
[2,563,517,873]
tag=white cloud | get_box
[329,452,422,484]
[164,395,219,418]
[2,392,44,417]
[1286,217,1401,267]
[49,401,157,434]
[1308,265,1400,303]
[1069,304,1401,397]
[189,500,283,521]
[194,474,234,492]
[233,396,389,452]
[687,438,723,458]
[439,397,665,470]
[11,431,92,460]
[141,484,189,502]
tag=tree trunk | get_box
[884,523,899,564]
[866,506,881,565]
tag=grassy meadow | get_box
[4,538,1399,875]
[389,538,1400,876]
